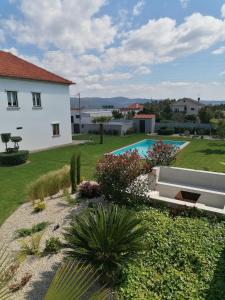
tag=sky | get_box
[1,0,225,100]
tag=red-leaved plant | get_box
[146,140,177,167]
[78,181,101,199]
[96,150,152,204]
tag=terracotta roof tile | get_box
[0,51,74,85]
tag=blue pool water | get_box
[112,139,186,158]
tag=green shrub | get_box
[64,204,146,284]
[0,150,29,166]
[33,201,46,213]
[44,237,63,254]
[16,221,49,238]
[158,127,174,135]
[18,233,42,262]
[116,206,225,299]
[27,165,70,201]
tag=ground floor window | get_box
[52,123,60,136]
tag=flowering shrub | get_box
[146,140,177,167]
[96,150,152,204]
[78,181,101,198]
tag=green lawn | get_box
[0,133,224,225]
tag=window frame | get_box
[32,92,42,108]
[52,123,60,137]
[7,91,18,108]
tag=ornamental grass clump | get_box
[27,165,70,202]
[146,140,177,167]
[96,150,152,204]
[64,204,146,284]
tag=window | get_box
[32,92,41,107]
[76,115,80,119]
[71,116,74,123]
[191,107,195,111]
[52,123,60,136]
[7,91,18,107]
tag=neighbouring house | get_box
[71,108,133,136]
[0,51,73,152]
[171,98,204,115]
[120,103,144,116]
[133,114,156,133]
[71,109,113,134]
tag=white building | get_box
[171,98,204,116]
[0,51,73,152]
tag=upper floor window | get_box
[7,91,18,107]
[191,107,195,111]
[71,116,74,123]
[32,92,41,107]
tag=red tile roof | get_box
[128,103,144,110]
[0,51,74,85]
[134,114,155,119]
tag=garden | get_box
[0,138,225,299]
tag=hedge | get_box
[117,206,225,299]
[0,150,29,166]
[158,128,175,135]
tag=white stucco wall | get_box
[0,77,72,152]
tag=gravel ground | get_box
[0,194,99,300]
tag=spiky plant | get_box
[70,153,77,194]
[0,246,18,300]
[44,261,109,300]
[64,204,146,283]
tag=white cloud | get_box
[134,66,151,75]
[220,70,225,76]
[3,0,117,53]
[133,0,145,16]
[103,13,225,69]
[221,4,225,18]
[180,0,189,8]
[212,46,225,55]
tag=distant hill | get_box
[70,97,225,109]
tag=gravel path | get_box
[0,194,97,300]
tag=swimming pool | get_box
[111,139,188,158]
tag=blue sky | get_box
[1,0,225,99]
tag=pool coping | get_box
[110,139,190,156]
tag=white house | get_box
[171,98,204,116]
[0,51,74,152]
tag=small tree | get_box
[10,136,22,152]
[70,153,77,194]
[1,133,11,152]
[92,116,111,144]
[112,110,123,119]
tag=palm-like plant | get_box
[44,261,109,300]
[92,116,111,144]
[64,204,146,283]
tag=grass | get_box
[0,133,224,225]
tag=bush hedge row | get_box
[0,150,29,166]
